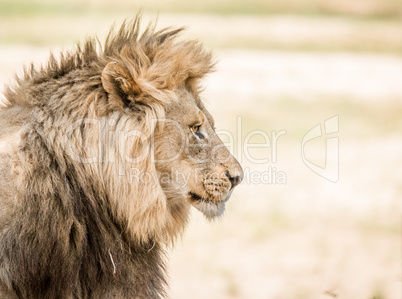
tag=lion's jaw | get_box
[158,165,236,219]
[189,190,232,219]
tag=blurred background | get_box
[0,0,401,298]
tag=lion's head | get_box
[97,19,243,243]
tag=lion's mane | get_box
[0,16,214,298]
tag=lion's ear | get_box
[101,62,141,98]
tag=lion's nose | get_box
[225,171,242,189]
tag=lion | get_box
[0,16,243,298]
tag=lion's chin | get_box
[189,192,231,219]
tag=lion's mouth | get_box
[188,191,230,219]
[189,192,220,204]
[190,192,209,202]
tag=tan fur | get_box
[0,16,243,298]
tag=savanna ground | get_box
[0,1,401,298]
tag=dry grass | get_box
[0,14,401,54]
[1,0,401,17]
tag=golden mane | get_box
[2,16,215,246]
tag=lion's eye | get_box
[191,124,204,139]
[191,124,201,133]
